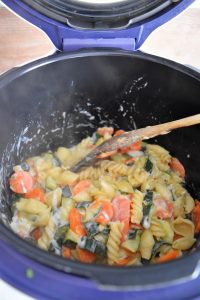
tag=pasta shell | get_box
[183,193,195,214]
[173,237,196,250]
[173,217,195,238]
[139,229,155,260]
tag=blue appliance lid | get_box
[13,0,182,29]
[0,1,195,53]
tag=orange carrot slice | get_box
[158,249,179,263]
[62,246,71,258]
[77,248,96,263]
[72,180,91,196]
[112,195,131,240]
[95,201,113,225]
[170,157,185,178]
[153,197,174,219]
[31,228,43,241]
[25,187,45,202]
[112,195,131,222]
[9,171,34,194]
[69,208,87,236]
[97,127,114,136]
[192,200,200,233]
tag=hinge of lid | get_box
[62,38,136,52]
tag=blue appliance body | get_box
[1,238,200,300]
[0,1,199,299]
[1,0,195,51]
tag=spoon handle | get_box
[71,114,200,172]
[125,113,200,143]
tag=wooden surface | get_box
[0,6,200,74]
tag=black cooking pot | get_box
[0,50,200,298]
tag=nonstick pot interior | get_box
[0,50,200,288]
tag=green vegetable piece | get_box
[85,221,99,236]
[64,240,77,249]
[144,158,153,173]
[142,203,152,228]
[54,224,69,246]
[84,202,101,222]
[150,241,171,259]
[79,236,106,256]
[144,190,153,203]
[122,239,140,253]
[49,242,60,254]
[96,132,102,139]
[101,224,110,235]
[94,233,108,244]
[127,228,138,240]
[26,268,34,279]
[77,201,91,210]
[171,189,176,202]
[64,229,80,244]
[142,190,153,227]
[20,162,30,172]
[46,176,57,190]
[62,186,72,198]
[151,241,171,257]
[143,203,152,217]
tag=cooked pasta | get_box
[9,126,198,265]
[107,221,124,265]
[128,167,148,188]
[172,217,195,238]
[150,217,174,243]
[99,160,129,176]
[45,188,62,209]
[173,237,196,251]
[55,137,93,167]
[38,215,57,250]
[145,144,171,172]
[139,229,155,260]
[131,189,143,224]
[77,166,105,180]
[183,193,195,214]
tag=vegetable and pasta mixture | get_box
[9,127,200,265]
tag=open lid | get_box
[17,0,180,29]
[1,0,195,51]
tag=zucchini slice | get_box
[84,202,101,222]
[62,186,72,198]
[122,230,142,253]
[54,224,69,246]
[64,229,80,245]
[85,221,99,236]
[79,236,106,256]
[144,158,153,173]
[122,239,140,253]
[144,190,153,203]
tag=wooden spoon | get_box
[71,114,200,172]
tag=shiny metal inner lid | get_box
[21,0,175,29]
[72,0,127,3]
